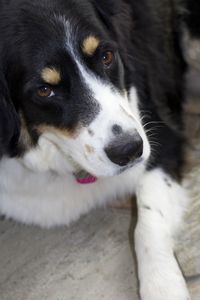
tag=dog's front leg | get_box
[135,168,191,300]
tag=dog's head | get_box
[0,0,150,182]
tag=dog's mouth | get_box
[74,169,97,184]
[73,158,143,185]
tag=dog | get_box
[0,0,199,299]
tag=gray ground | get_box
[0,209,138,300]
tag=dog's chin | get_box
[72,157,144,185]
[71,162,118,185]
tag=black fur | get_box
[0,71,19,157]
[186,0,200,37]
[0,0,197,177]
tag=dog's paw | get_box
[139,272,191,300]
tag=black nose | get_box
[104,134,143,167]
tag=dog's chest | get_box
[0,157,143,227]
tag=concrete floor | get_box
[0,209,139,300]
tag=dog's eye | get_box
[37,86,54,98]
[102,51,114,67]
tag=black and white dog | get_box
[0,0,199,299]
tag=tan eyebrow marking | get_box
[82,36,100,56]
[41,67,61,85]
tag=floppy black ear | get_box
[0,71,20,157]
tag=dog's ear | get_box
[0,71,20,157]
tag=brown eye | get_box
[37,86,54,97]
[102,51,114,67]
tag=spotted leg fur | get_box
[135,168,191,300]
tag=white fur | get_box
[135,168,191,300]
[0,155,145,227]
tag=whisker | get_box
[143,121,165,129]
